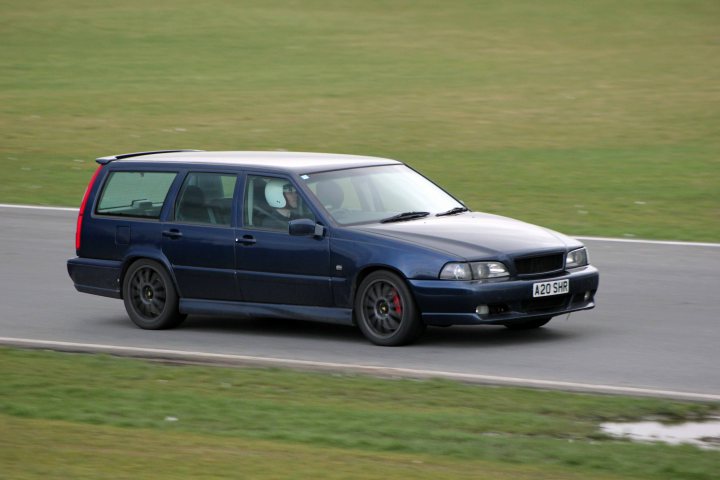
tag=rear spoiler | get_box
[96,149,204,165]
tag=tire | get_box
[354,271,425,346]
[122,259,185,330]
[504,316,552,330]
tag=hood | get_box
[354,212,579,260]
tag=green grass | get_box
[0,417,621,480]
[0,0,718,241]
[1,348,718,479]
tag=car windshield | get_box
[302,164,465,225]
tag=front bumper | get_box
[408,265,599,326]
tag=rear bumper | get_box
[67,257,122,299]
[409,266,599,326]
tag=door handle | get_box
[236,235,256,245]
[162,229,183,239]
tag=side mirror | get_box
[289,218,325,238]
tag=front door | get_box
[235,174,332,306]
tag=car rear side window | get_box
[174,172,237,226]
[96,171,177,219]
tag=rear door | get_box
[161,171,240,301]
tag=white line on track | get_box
[0,203,78,212]
[575,236,720,248]
[2,203,718,248]
[1,337,718,402]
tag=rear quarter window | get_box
[96,171,177,219]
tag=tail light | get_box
[75,166,103,254]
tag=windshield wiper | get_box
[380,211,430,223]
[436,207,469,217]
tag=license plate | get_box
[533,279,569,298]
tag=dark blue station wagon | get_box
[67,150,599,345]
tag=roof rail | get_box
[96,149,204,165]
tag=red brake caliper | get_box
[392,291,403,315]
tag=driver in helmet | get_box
[262,179,300,229]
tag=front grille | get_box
[522,294,570,313]
[514,253,564,276]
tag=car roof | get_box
[97,150,401,173]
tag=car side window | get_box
[244,175,314,231]
[96,171,177,219]
[174,172,237,226]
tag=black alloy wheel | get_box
[355,271,425,346]
[122,259,185,329]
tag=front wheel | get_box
[504,316,552,330]
[122,259,185,330]
[354,271,425,346]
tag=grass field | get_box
[1,0,718,240]
[1,348,719,479]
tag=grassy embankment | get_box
[1,348,719,479]
[0,0,718,240]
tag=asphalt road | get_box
[1,206,719,400]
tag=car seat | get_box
[316,180,344,210]
[177,185,212,223]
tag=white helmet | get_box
[264,179,289,208]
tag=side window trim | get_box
[161,170,190,222]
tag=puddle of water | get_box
[601,418,720,449]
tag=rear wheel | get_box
[504,316,552,330]
[354,271,425,346]
[122,259,185,329]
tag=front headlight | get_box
[440,261,509,280]
[440,263,472,280]
[471,262,509,279]
[566,247,589,269]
